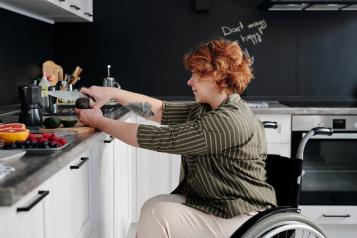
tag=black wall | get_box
[0,9,53,107]
[53,0,357,100]
[2,0,357,106]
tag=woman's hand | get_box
[75,106,105,129]
[80,86,118,108]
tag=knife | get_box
[48,91,95,102]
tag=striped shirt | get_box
[137,93,277,218]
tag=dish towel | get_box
[0,164,15,181]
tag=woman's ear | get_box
[219,79,229,88]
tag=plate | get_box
[3,143,69,155]
[24,143,69,155]
[0,149,26,162]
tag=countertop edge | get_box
[0,107,130,207]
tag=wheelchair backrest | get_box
[265,154,303,208]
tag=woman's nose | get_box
[187,78,192,86]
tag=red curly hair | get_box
[184,38,253,94]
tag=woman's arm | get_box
[99,117,140,147]
[75,106,140,147]
[81,86,163,124]
[112,89,163,123]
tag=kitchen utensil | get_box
[18,85,43,127]
[48,91,95,102]
[43,60,62,86]
[103,65,121,88]
[69,66,82,85]
[48,86,57,113]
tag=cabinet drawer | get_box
[0,185,48,238]
[44,154,90,238]
[267,143,290,157]
[68,156,90,236]
[300,205,357,225]
[256,114,291,144]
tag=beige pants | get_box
[136,194,257,238]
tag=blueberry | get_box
[49,142,59,148]
[31,141,38,148]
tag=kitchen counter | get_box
[247,101,357,114]
[0,105,129,206]
[1,100,357,206]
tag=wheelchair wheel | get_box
[239,212,326,238]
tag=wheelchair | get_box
[230,126,333,238]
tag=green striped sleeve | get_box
[161,101,197,125]
[137,109,255,155]
[137,122,207,155]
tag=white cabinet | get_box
[113,114,136,238]
[0,0,93,24]
[114,138,133,238]
[44,153,91,238]
[81,0,93,18]
[134,115,181,222]
[300,205,357,238]
[91,113,136,238]
[0,186,48,238]
[0,150,91,238]
[256,114,292,157]
[91,133,115,238]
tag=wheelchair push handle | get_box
[296,127,333,160]
[312,127,333,136]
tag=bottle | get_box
[39,72,49,110]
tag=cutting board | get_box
[39,126,95,134]
[43,60,63,86]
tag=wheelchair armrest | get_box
[230,206,300,238]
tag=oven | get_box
[291,115,357,205]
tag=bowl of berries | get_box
[3,133,69,154]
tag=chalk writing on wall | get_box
[220,19,268,64]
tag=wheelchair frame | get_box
[230,127,333,238]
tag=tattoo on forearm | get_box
[127,102,155,118]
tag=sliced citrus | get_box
[0,123,26,130]
[0,128,30,143]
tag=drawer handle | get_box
[104,136,114,143]
[70,157,89,170]
[85,12,93,17]
[17,191,50,212]
[262,121,278,129]
[70,5,81,10]
[322,214,351,218]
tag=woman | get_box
[76,38,276,238]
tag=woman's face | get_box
[187,73,218,103]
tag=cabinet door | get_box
[48,0,68,10]
[67,0,81,12]
[267,143,290,157]
[80,0,93,18]
[0,186,48,238]
[300,205,357,238]
[91,133,115,238]
[256,114,291,144]
[114,138,132,238]
[135,116,182,221]
[43,153,91,238]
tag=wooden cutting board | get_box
[39,126,95,134]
